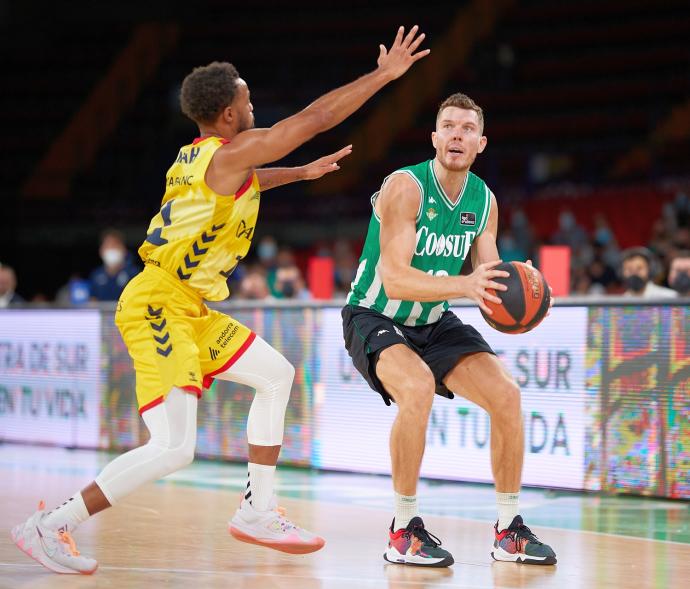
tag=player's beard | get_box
[439,149,475,173]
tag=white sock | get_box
[246,463,276,512]
[394,492,418,530]
[42,493,90,533]
[496,491,519,530]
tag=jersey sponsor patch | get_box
[460,212,476,226]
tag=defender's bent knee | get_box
[174,442,196,469]
[150,436,196,475]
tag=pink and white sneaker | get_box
[10,501,98,575]
[229,497,325,555]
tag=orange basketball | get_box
[480,261,551,334]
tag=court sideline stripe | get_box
[0,562,491,588]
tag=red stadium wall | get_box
[510,186,675,248]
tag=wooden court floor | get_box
[1,446,688,589]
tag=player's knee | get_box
[276,357,295,396]
[394,370,435,413]
[283,357,296,381]
[264,355,294,407]
[153,436,196,473]
[163,445,195,472]
[176,442,196,468]
[252,344,294,404]
[491,379,521,420]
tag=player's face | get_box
[432,107,486,172]
[232,79,255,132]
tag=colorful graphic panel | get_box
[585,305,690,498]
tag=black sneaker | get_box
[383,516,454,567]
[492,515,557,565]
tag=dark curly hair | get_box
[180,62,240,124]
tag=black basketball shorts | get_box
[341,304,495,405]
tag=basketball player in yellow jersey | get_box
[11,27,430,574]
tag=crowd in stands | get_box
[563,191,690,297]
[2,193,690,307]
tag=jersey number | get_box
[427,269,449,277]
[145,200,174,246]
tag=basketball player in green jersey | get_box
[343,93,556,567]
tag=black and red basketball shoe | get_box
[492,515,557,565]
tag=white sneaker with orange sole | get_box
[10,501,98,575]
[229,497,325,555]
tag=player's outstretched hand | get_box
[300,145,353,180]
[464,260,510,315]
[376,25,430,81]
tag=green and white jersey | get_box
[346,159,493,326]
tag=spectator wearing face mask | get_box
[256,236,278,270]
[274,265,310,299]
[89,229,140,301]
[620,247,676,299]
[268,247,310,299]
[552,210,589,252]
[668,251,690,296]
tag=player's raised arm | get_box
[220,26,429,172]
[379,174,508,312]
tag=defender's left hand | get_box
[300,145,353,180]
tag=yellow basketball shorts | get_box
[115,264,255,414]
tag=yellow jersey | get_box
[138,136,260,301]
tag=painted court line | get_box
[0,563,487,588]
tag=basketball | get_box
[480,261,551,334]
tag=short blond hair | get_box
[437,93,484,132]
